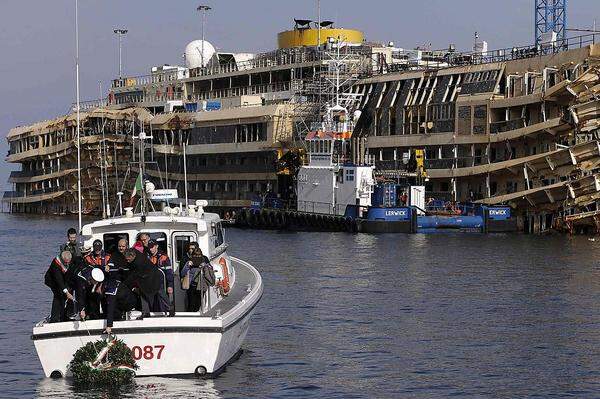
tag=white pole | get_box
[201,9,205,67]
[197,5,211,68]
[317,0,321,48]
[118,33,122,79]
[75,0,82,233]
[183,143,189,208]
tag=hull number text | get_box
[131,345,165,360]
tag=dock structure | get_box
[3,17,600,233]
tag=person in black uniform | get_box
[44,251,74,322]
[74,267,105,320]
[107,238,131,281]
[103,279,138,334]
[123,249,162,316]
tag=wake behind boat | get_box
[32,203,263,378]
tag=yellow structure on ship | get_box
[278,21,363,49]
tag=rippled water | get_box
[2,213,600,398]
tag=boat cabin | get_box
[80,202,232,312]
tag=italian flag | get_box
[132,172,143,197]
[129,173,143,207]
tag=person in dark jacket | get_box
[179,248,215,312]
[147,240,173,313]
[74,266,105,320]
[181,241,199,269]
[59,228,82,264]
[44,251,74,322]
[106,238,130,282]
[103,279,138,334]
[123,249,162,315]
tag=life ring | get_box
[217,257,231,295]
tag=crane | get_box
[535,0,567,46]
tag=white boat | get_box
[32,202,263,378]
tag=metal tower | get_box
[535,0,567,45]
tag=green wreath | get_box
[69,338,138,386]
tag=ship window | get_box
[345,169,355,182]
[103,233,130,255]
[211,222,225,248]
[138,232,168,253]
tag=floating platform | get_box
[234,205,517,234]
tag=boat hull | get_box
[33,308,255,378]
[33,256,262,378]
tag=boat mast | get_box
[75,0,82,233]
[183,142,189,207]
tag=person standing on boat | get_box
[44,251,74,323]
[123,249,162,316]
[102,279,138,335]
[181,241,199,268]
[134,233,151,255]
[59,228,82,264]
[74,267,105,320]
[107,238,131,281]
[179,248,215,312]
[147,240,173,313]
[85,240,110,273]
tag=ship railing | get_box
[425,200,483,216]
[112,91,184,105]
[490,118,527,134]
[189,48,323,78]
[426,191,455,202]
[2,191,25,199]
[190,81,291,101]
[9,168,61,178]
[424,156,489,169]
[386,33,600,72]
[374,160,410,171]
[30,186,63,196]
[308,121,355,133]
[71,98,109,112]
[112,70,182,89]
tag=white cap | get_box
[91,268,105,283]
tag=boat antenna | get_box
[317,0,321,49]
[183,142,189,208]
[75,0,83,234]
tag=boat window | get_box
[103,233,129,255]
[212,222,225,248]
[137,232,168,253]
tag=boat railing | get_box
[296,200,346,215]
[426,200,483,216]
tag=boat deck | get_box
[202,257,259,320]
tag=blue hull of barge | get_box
[417,215,484,231]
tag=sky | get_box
[1,0,599,191]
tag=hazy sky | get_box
[1,0,599,190]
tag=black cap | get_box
[148,240,158,248]
[93,239,103,249]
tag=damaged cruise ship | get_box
[4,16,600,233]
